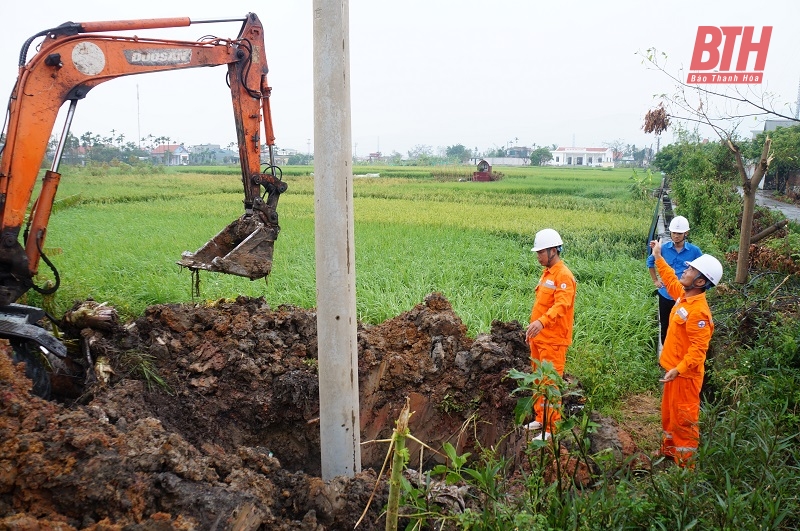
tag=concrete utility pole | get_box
[313,0,361,479]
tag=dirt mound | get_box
[1,293,634,529]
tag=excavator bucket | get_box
[177,215,277,280]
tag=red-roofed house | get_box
[150,144,189,166]
[549,147,614,168]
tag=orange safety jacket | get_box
[656,256,713,380]
[530,260,576,347]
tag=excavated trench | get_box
[0,293,636,530]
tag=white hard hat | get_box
[686,254,723,286]
[531,228,563,252]
[669,216,690,233]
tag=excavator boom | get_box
[0,13,285,312]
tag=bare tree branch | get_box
[640,48,799,125]
[639,47,790,283]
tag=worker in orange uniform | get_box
[647,216,702,346]
[650,238,722,467]
[524,228,576,440]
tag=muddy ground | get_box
[0,293,643,530]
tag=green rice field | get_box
[31,164,661,410]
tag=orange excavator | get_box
[0,14,286,367]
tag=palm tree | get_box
[80,132,93,148]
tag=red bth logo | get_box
[687,26,772,84]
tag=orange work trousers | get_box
[661,376,701,467]
[529,341,567,433]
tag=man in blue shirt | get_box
[646,216,703,346]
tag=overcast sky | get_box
[3,1,799,157]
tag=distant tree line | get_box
[43,131,172,166]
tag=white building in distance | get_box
[550,147,614,167]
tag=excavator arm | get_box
[0,13,286,311]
